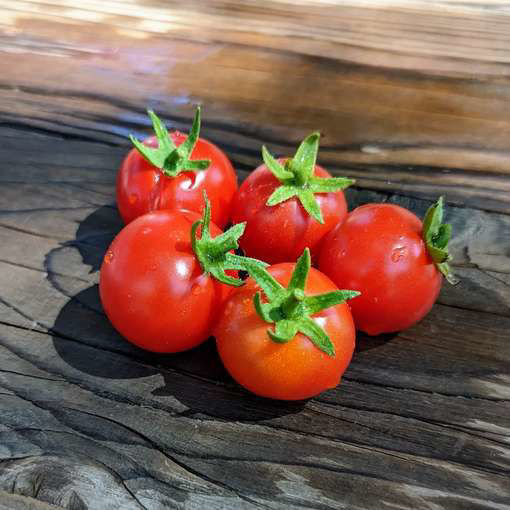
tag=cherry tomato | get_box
[100,209,238,353]
[215,254,357,400]
[231,133,353,264]
[117,109,237,228]
[318,202,451,335]
[232,163,348,264]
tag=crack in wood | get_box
[0,259,91,286]
[0,369,63,384]
[0,321,508,488]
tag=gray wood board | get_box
[0,127,509,510]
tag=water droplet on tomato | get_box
[142,227,152,235]
[391,246,407,262]
[191,283,202,296]
[104,250,114,264]
[128,194,137,204]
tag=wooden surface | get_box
[1,1,510,509]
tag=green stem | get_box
[208,237,239,258]
[281,289,305,318]
[288,160,307,187]
[245,248,360,356]
[422,197,458,285]
[262,132,355,223]
[191,191,268,286]
[130,107,211,178]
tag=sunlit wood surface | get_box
[0,1,509,509]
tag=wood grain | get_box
[0,492,62,510]
[0,1,509,509]
[0,126,509,509]
[2,1,510,212]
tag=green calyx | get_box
[130,107,210,177]
[191,192,267,286]
[262,133,355,224]
[423,197,458,285]
[246,248,360,356]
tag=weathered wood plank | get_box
[4,0,510,75]
[0,323,509,509]
[2,2,510,212]
[1,229,510,473]
[0,185,508,505]
[0,160,509,505]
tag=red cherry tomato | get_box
[319,204,443,335]
[215,263,356,400]
[117,111,237,228]
[100,209,236,353]
[232,162,348,264]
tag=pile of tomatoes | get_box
[100,108,456,401]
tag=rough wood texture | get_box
[0,1,509,509]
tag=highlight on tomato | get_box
[318,197,458,336]
[215,248,360,400]
[117,107,237,228]
[231,132,354,264]
[100,194,265,353]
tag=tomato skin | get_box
[318,204,442,335]
[117,133,237,228]
[99,209,235,353]
[215,264,356,400]
[231,162,348,264]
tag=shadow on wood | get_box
[355,331,398,353]
[48,205,306,421]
